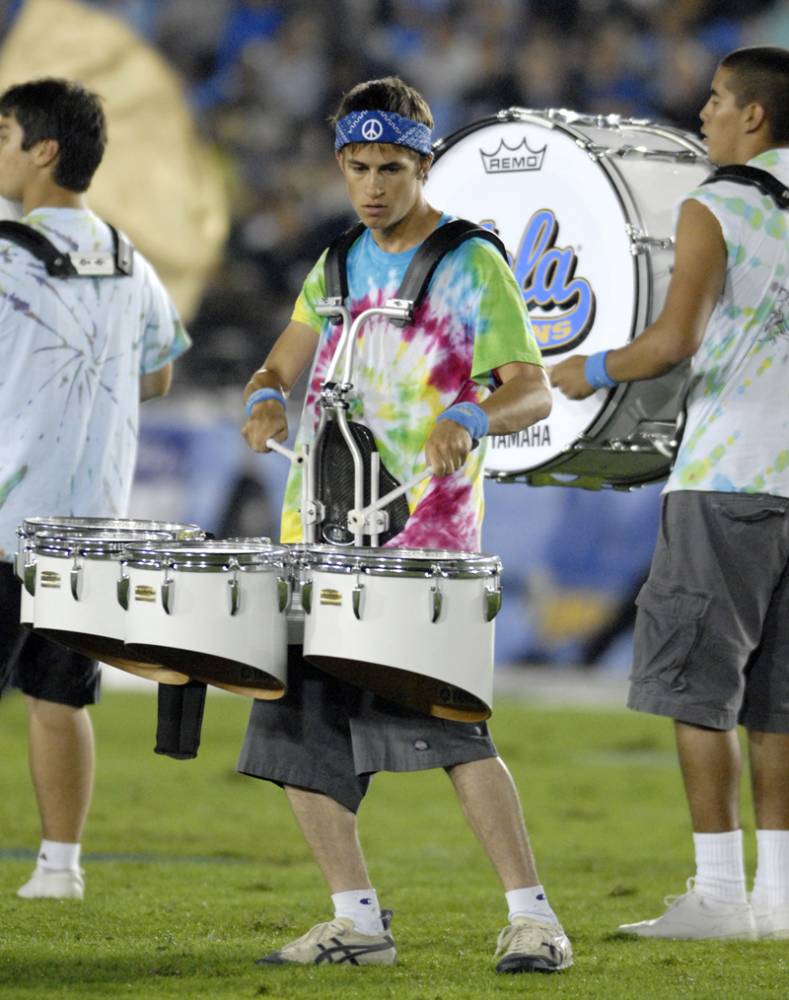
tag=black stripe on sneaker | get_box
[314,936,394,965]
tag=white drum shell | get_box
[303,568,495,720]
[123,563,288,689]
[32,551,126,641]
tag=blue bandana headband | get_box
[334,110,433,156]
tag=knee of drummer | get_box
[24,694,89,723]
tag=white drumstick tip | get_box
[265,438,304,465]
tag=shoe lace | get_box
[663,877,696,909]
[296,918,351,947]
[494,919,551,959]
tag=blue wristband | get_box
[245,387,287,417]
[437,402,489,440]
[584,351,617,390]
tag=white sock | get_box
[693,830,747,904]
[331,889,384,935]
[37,839,81,872]
[505,885,560,926]
[753,829,789,909]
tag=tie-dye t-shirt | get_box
[666,148,789,497]
[281,218,542,551]
[0,206,191,560]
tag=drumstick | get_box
[357,466,434,519]
[265,438,304,465]
[354,438,480,521]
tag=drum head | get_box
[426,111,637,477]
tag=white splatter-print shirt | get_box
[0,206,190,559]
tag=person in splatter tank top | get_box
[239,77,572,974]
[553,47,789,943]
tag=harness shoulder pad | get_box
[0,221,77,276]
[323,221,366,301]
[395,219,508,315]
[0,220,135,276]
[701,165,789,209]
[110,225,135,276]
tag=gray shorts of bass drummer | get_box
[0,562,101,706]
[629,490,789,733]
[237,648,498,814]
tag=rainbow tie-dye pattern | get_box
[282,219,542,551]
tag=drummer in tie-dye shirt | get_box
[243,102,546,554]
[239,78,574,975]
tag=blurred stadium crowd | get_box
[15,0,782,388]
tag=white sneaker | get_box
[751,901,789,939]
[17,867,84,900]
[256,916,396,966]
[494,917,573,973]
[618,880,756,940]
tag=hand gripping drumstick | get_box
[346,439,480,545]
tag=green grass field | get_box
[1,686,787,999]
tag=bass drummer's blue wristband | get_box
[437,402,489,440]
[584,351,617,390]
[245,387,287,417]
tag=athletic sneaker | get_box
[751,901,789,940]
[494,917,573,973]
[617,880,757,940]
[17,867,84,900]
[256,911,396,966]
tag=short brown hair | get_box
[331,76,433,129]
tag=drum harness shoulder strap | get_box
[323,217,508,317]
[310,219,508,546]
[0,220,134,277]
[700,165,789,210]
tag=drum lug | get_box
[23,561,36,597]
[70,557,83,601]
[484,580,503,622]
[302,580,313,615]
[277,576,291,613]
[429,581,443,624]
[161,569,174,616]
[352,580,365,620]
[227,575,240,616]
[117,568,130,610]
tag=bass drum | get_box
[425,109,709,489]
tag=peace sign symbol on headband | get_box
[361,119,384,141]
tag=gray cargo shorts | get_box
[237,646,498,813]
[629,490,789,732]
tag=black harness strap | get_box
[395,219,507,315]
[324,221,366,302]
[0,220,135,277]
[701,165,789,209]
[323,217,508,322]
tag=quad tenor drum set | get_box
[17,108,709,722]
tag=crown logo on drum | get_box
[480,137,546,174]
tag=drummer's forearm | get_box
[606,199,723,384]
[482,364,552,435]
[604,324,693,383]
[244,321,319,401]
